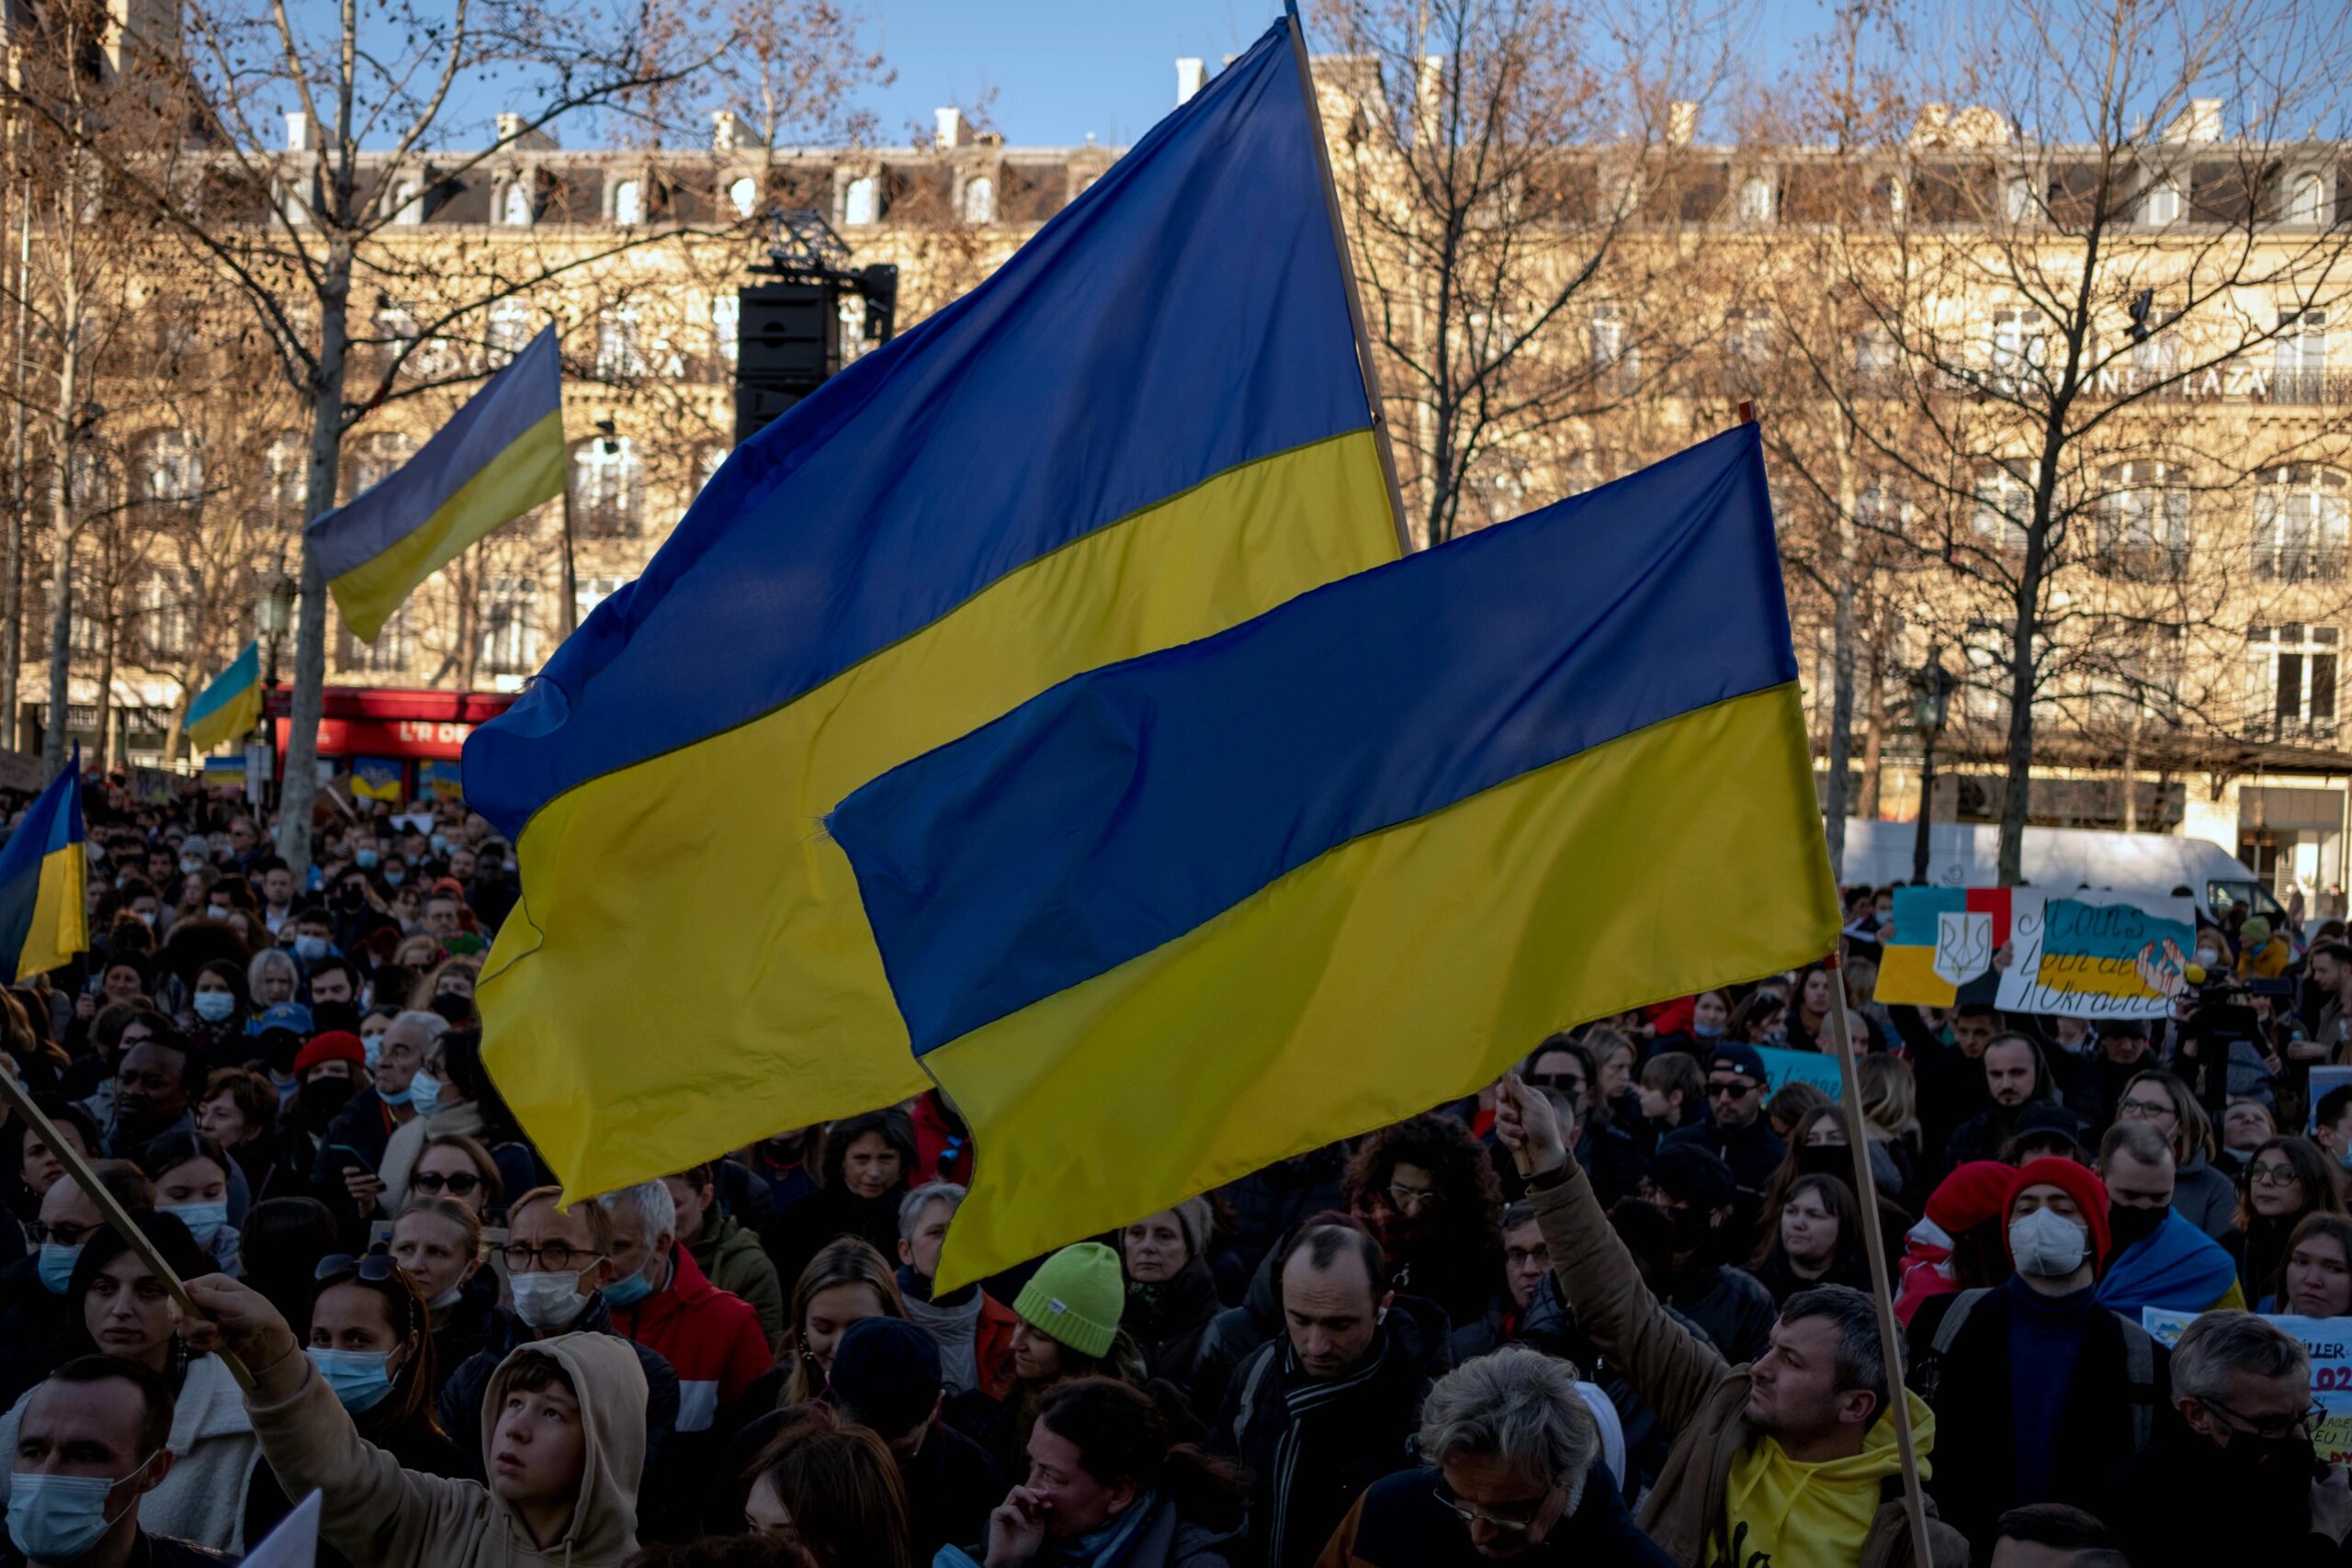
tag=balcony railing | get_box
[2092,544,2189,581]
[2253,545,2348,582]
[2244,711,2341,745]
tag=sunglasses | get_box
[1708,1079,1761,1099]
[413,1170,482,1197]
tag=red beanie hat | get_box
[293,1031,366,1077]
[1925,1161,2017,1235]
[2005,1156,2112,1269]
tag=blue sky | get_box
[851,1,1282,148]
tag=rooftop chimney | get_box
[2166,97,2223,143]
[712,109,740,152]
[285,110,314,152]
[1176,58,1207,107]
[935,107,967,150]
[1667,101,1698,146]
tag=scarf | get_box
[2097,1210,2241,1317]
[901,1266,983,1394]
[1267,1336,1391,1567]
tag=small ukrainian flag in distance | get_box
[0,758,88,983]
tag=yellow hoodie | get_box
[1711,1390,1937,1568]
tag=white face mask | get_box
[2009,1206,2090,1279]
[510,1269,587,1331]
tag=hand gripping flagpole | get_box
[0,1066,254,1392]
[1749,393,1934,1568]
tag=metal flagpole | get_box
[0,1066,254,1392]
[1283,0,1415,558]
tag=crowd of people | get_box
[6,773,2352,1566]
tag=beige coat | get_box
[246,1331,646,1568]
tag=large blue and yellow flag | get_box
[828,423,1841,1287]
[461,22,1400,1195]
[183,641,261,755]
[0,759,88,983]
[311,325,566,641]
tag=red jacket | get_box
[909,1092,972,1187]
[976,1291,1019,1401]
[613,1243,773,1431]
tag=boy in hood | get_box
[183,1273,646,1567]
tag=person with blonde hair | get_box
[783,1236,905,1404]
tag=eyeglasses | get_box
[413,1170,482,1197]
[1385,1184,1438,1213]
[2250,1164,2301,1188]
[1503,1245,1551,1269]
[503,1240,600,1272]
[28,1220,100,1247]
[2199,1395,2326,1441]
[2116,1098,2177,1121]
[1708,1079,1761,1099]
[1432,1482,1548,1534]
[1525,1073,1588,1100]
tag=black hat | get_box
[1648,1145,1736,1212]
[828,1316,942,1437]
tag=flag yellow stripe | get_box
[923,682,1838,1290]
[481,429,1396,1197]
[329,407,569,642]
[18,846,87,979]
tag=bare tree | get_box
[1314,0,1728,547]
[1784,0,2352,882]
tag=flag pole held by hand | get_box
[0,1065,254,1392]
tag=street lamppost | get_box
[254,570,296,804]
[1910,652,1957,884]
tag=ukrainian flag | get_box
[184,641,262,755]
[462,21,1401,1196]
[0,759,88,983]
[828,424,1841,1287]
[311,325,566,641]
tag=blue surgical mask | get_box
[356,849,379,868]
[380,1081,416,1109]
[408,1070,442,1119]
[1692,1023,1725,1040]
[383,868,405,888]
[161,1201,229,1248]
[307,1348,398,1413]
[6,1455,157,1561]
[363,1033,383,1071]
[429,834,449,855]
[293,934,330,963]
[37,1243,83,1295]
[602,1262,655,1308]
[193,991,237,1023]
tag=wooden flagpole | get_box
[1283,0,1415,558]
[0,1065,253,1392]
[1737,399,1933,1568]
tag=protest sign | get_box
[0,749,44,794]
[1998,890,2198,1019]
[1873,886,2012,1008]
[1756,1043,1843,1098]
[242,1487,320,1568]
[2145,1307,2352,1464]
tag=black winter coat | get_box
[1212,1293,1453,1568]
[1125,1256,1223,1387]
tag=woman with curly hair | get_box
[1344,1111,1501,1328]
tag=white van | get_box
[1834,818,2287,925]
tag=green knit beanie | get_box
[1012,1242,1124,1359]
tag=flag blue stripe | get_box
[464,22,1368,840]
[306,328,564,580]
[0,766,80,981]
[828,425,1796,1055]
[185,641,259,727]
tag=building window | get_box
[1854,323,1897,385]
[337,604,414,673]
[2142,177,2181,225]
[571,438,643,536]
[575,575,626,626]
[139,431,202,507]
[611,178,643,225]
[1874,175,1905,220]
[2253,466,2350,582]
[387,174,424,225]
[842,175,879,226]
[961,175,997,224]
[265,432,307,515]
[594,305,647,380]
[2130,299,2180,378]
[2248,624,2340,741]
[1736,174,1775,224]
[2277,308,2329,402]
[1972,464,2030,549]
[2004,174,2036,222]
[501,179,537,227]
[347,432,413,500]
[137,572,192,661]
[1989,307,2045,389]
[1723,309,1770,384]
[485,297,533,366]
[729,175,758,218]
[1589,304,1636,395]
[2287,171,2328,226]
[479,578,541,676]
[2094,461,2189,577]
[711,293,740,368]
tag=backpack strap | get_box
[1915,1287,1992,1408]
[2114,1313,2160,1454]
[1231,1342,1277,1454]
